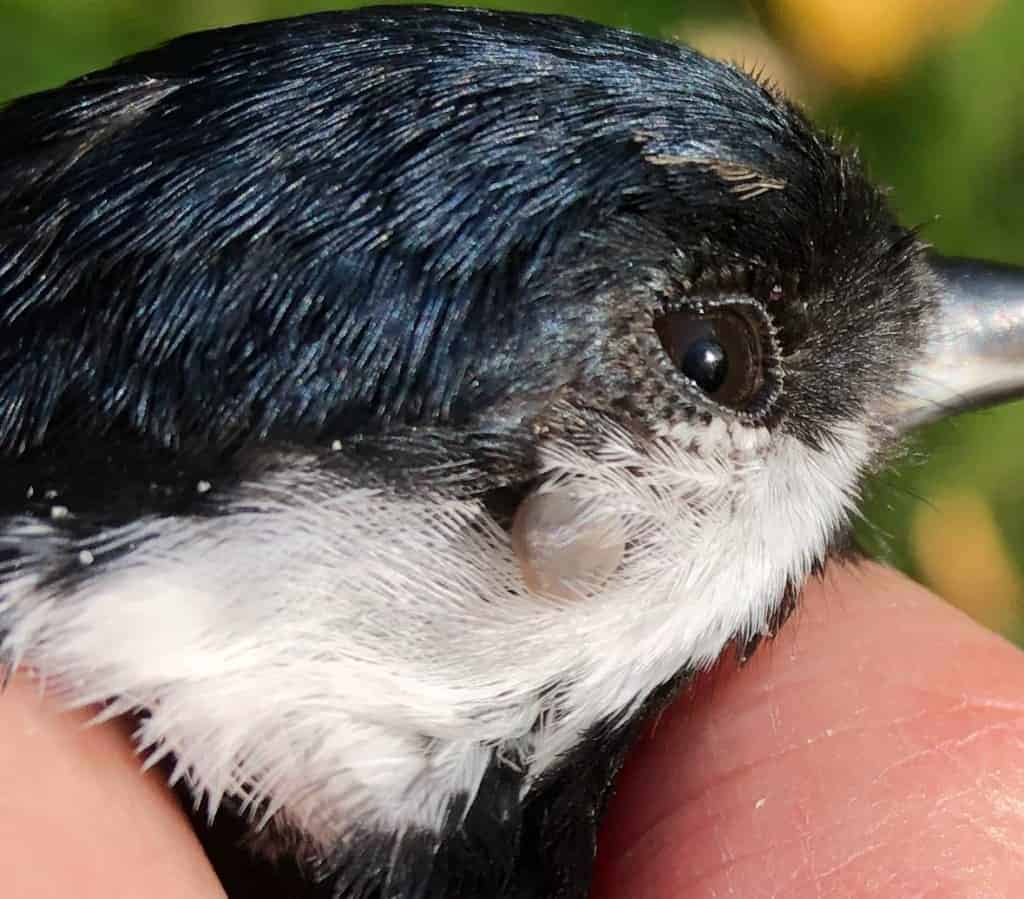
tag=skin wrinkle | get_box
[869,711,1024,788]
[929,741,1024,862]
[808,835,824,899]
[951,809,1024,868]
[686,796,899,887]
[973,791,1024,863]
[625,683,965,831]
[608,752,887,889]
[623,797,986,898]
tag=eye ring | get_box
[653,299,781,416]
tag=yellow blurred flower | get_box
[911,489,1023,636]
[767,0,999,85]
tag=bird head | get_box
[0,7,1021,898]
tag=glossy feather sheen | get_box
[0,7,926,455]
[0,7,939,898]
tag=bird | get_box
[1,5,1023,898]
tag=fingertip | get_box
[0,676,226,899]
[594,562,1024,898]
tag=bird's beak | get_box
[891,254,1024,432]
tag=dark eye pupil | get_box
[653,304,768,412]
[681,337,728,393]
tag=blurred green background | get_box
[2,0,1023,639]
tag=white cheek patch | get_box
[0,418,875,850]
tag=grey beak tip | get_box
[892,253,1024,432]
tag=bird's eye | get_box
[654,306,767,411]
